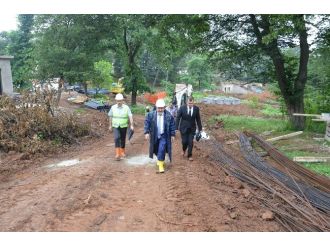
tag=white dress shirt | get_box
[157,113,164,138]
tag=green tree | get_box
[187,55,212,90]
[92,60,113,91]
[0,31,11,55]
[32,14,209,105]
[33,15,108,94]
[7,14,34,89]
[208,14,317,129]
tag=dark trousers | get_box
[114,127,127,148]
[153,134,167,161]
[181,130,194,158]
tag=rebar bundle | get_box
[239,133,330,214]
[245,131,330,193]
[209,136,330,232]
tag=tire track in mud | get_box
[159,151,226,231]
[0,113,283,231]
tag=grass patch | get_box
[131,104,146,115]
[280,150,330,177]
[261,104,283,117]
[192,91,208,101]
[301,163,330,177]
[92,94,109,102]
[210,115,289,133]
[74,108,87,114]
[241,95,261,109]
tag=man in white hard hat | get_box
[108,93,134,161]
[144,98,176,173]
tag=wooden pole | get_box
[293,113,322,118]
[266,131,303,142]
[293,157,330,163]
[326,121,330,142]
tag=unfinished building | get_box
[0,55,14,96]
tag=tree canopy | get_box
[1,14,330,129]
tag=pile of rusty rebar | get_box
[245,131,330,193]
[210,133,330,231]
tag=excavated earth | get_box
[0,93,283,231]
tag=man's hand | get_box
[108,126,113,132]
[171,136,175,142]
[145,134,150,140]
[130,125,134,131]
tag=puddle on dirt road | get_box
[125,155,156,166]
[45,159,81,168]
[125,155,170,167]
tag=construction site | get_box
[0,86,329,232]
[1,14,330,242]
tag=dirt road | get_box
[0,100,283,231]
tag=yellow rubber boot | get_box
[115,148,121,161]
[120,148,126,158]
[157,160,165,173]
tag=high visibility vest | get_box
[112,105,129,128]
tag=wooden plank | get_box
[312,118,327,122]
[225,140,239,145]
[293,113,322,117]
[266,131,303,142]
[293,157,330,163]
[326,121,330,141]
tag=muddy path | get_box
[0,111,282,231]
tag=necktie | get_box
[188,107,191,116]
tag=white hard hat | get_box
[155,98,166,107]
[115,93,124,100]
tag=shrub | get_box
[0,93,91,154]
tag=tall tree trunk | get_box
[153,68,159,89]
[83,82,87,95]
[128,56,138,106]
[249,14,309,130]
[131,75,137,105]
[56,76,64,107]
[113,53,123,79]
[287,95,305,130]
[123,28,140,106]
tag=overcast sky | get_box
[0,13,18,32]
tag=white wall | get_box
[221,83,249,94]
[0,56,14,96]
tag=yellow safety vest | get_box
[112,105,129,128]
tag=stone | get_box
[229,212,238,219]
[224,176,233,184]
[234,182,244,189]
[242,189,251,198]
[262,210,275,221]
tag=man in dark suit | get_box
[144,98,176,173]
[176,96,202,161]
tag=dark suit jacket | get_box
[176,105,202,134]
[144,110,176,161]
